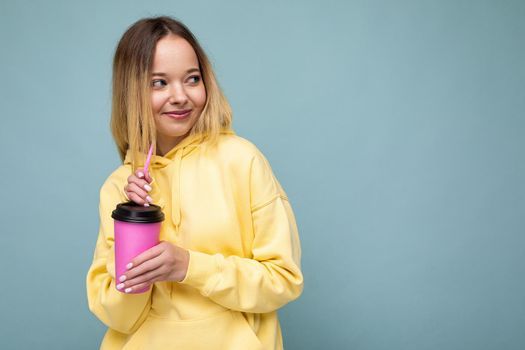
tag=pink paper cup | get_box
[112,201,165,294]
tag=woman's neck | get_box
[156,134,187,156]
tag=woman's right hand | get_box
[125,169,153,206]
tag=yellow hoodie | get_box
[86,130,303,350]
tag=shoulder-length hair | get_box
[110,16,233,168]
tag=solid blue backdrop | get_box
[1,0,524,349]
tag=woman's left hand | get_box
[116,241,189,293]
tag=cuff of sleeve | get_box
[101,279,152,333]
[179,250,222,296]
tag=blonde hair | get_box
[110,16,233,169]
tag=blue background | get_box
[1,0,524,349]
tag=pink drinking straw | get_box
[143,144,154,179]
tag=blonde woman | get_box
[86,16,303,350]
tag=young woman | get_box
[86,16,303,350]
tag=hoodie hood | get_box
[123,129,235,229]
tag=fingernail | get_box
[126,263,133,269]
[119,275,127,282]
[117,283,125,289]
[125,288,132,293]
[144,184,152,192]
[146,196,153,203]
[138,171,144,178]
[144,203,150,207]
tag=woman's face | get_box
[150,35,206,154]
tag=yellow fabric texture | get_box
[86,130,303,350]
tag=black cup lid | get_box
[112,201,165,223]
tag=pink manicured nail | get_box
[125,288,132,293]
[119,275,126,282]
[144,184,152,192]
[144,203,150,207]
[117,283,124,289]
[146,196,153,203]
[137,171,144,178]
[126,263,133,269]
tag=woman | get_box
[86,16,303,350]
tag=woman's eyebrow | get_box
[152,68,200,76]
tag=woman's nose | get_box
[168,85,188,105]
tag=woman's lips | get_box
[164,109,191,119]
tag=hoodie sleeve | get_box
[86,172,152,334]
[179,150,304,313]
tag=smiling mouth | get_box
[164,110,192,119]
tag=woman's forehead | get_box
[152,35,199,74]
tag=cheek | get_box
[194,86,207,108]
[151,94,164,113]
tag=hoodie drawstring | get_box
[171,149,183,231]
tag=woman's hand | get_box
[116,241,190,293]
[125,168,153,206]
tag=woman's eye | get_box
[188,75,201,84]
[152,79,167,88]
